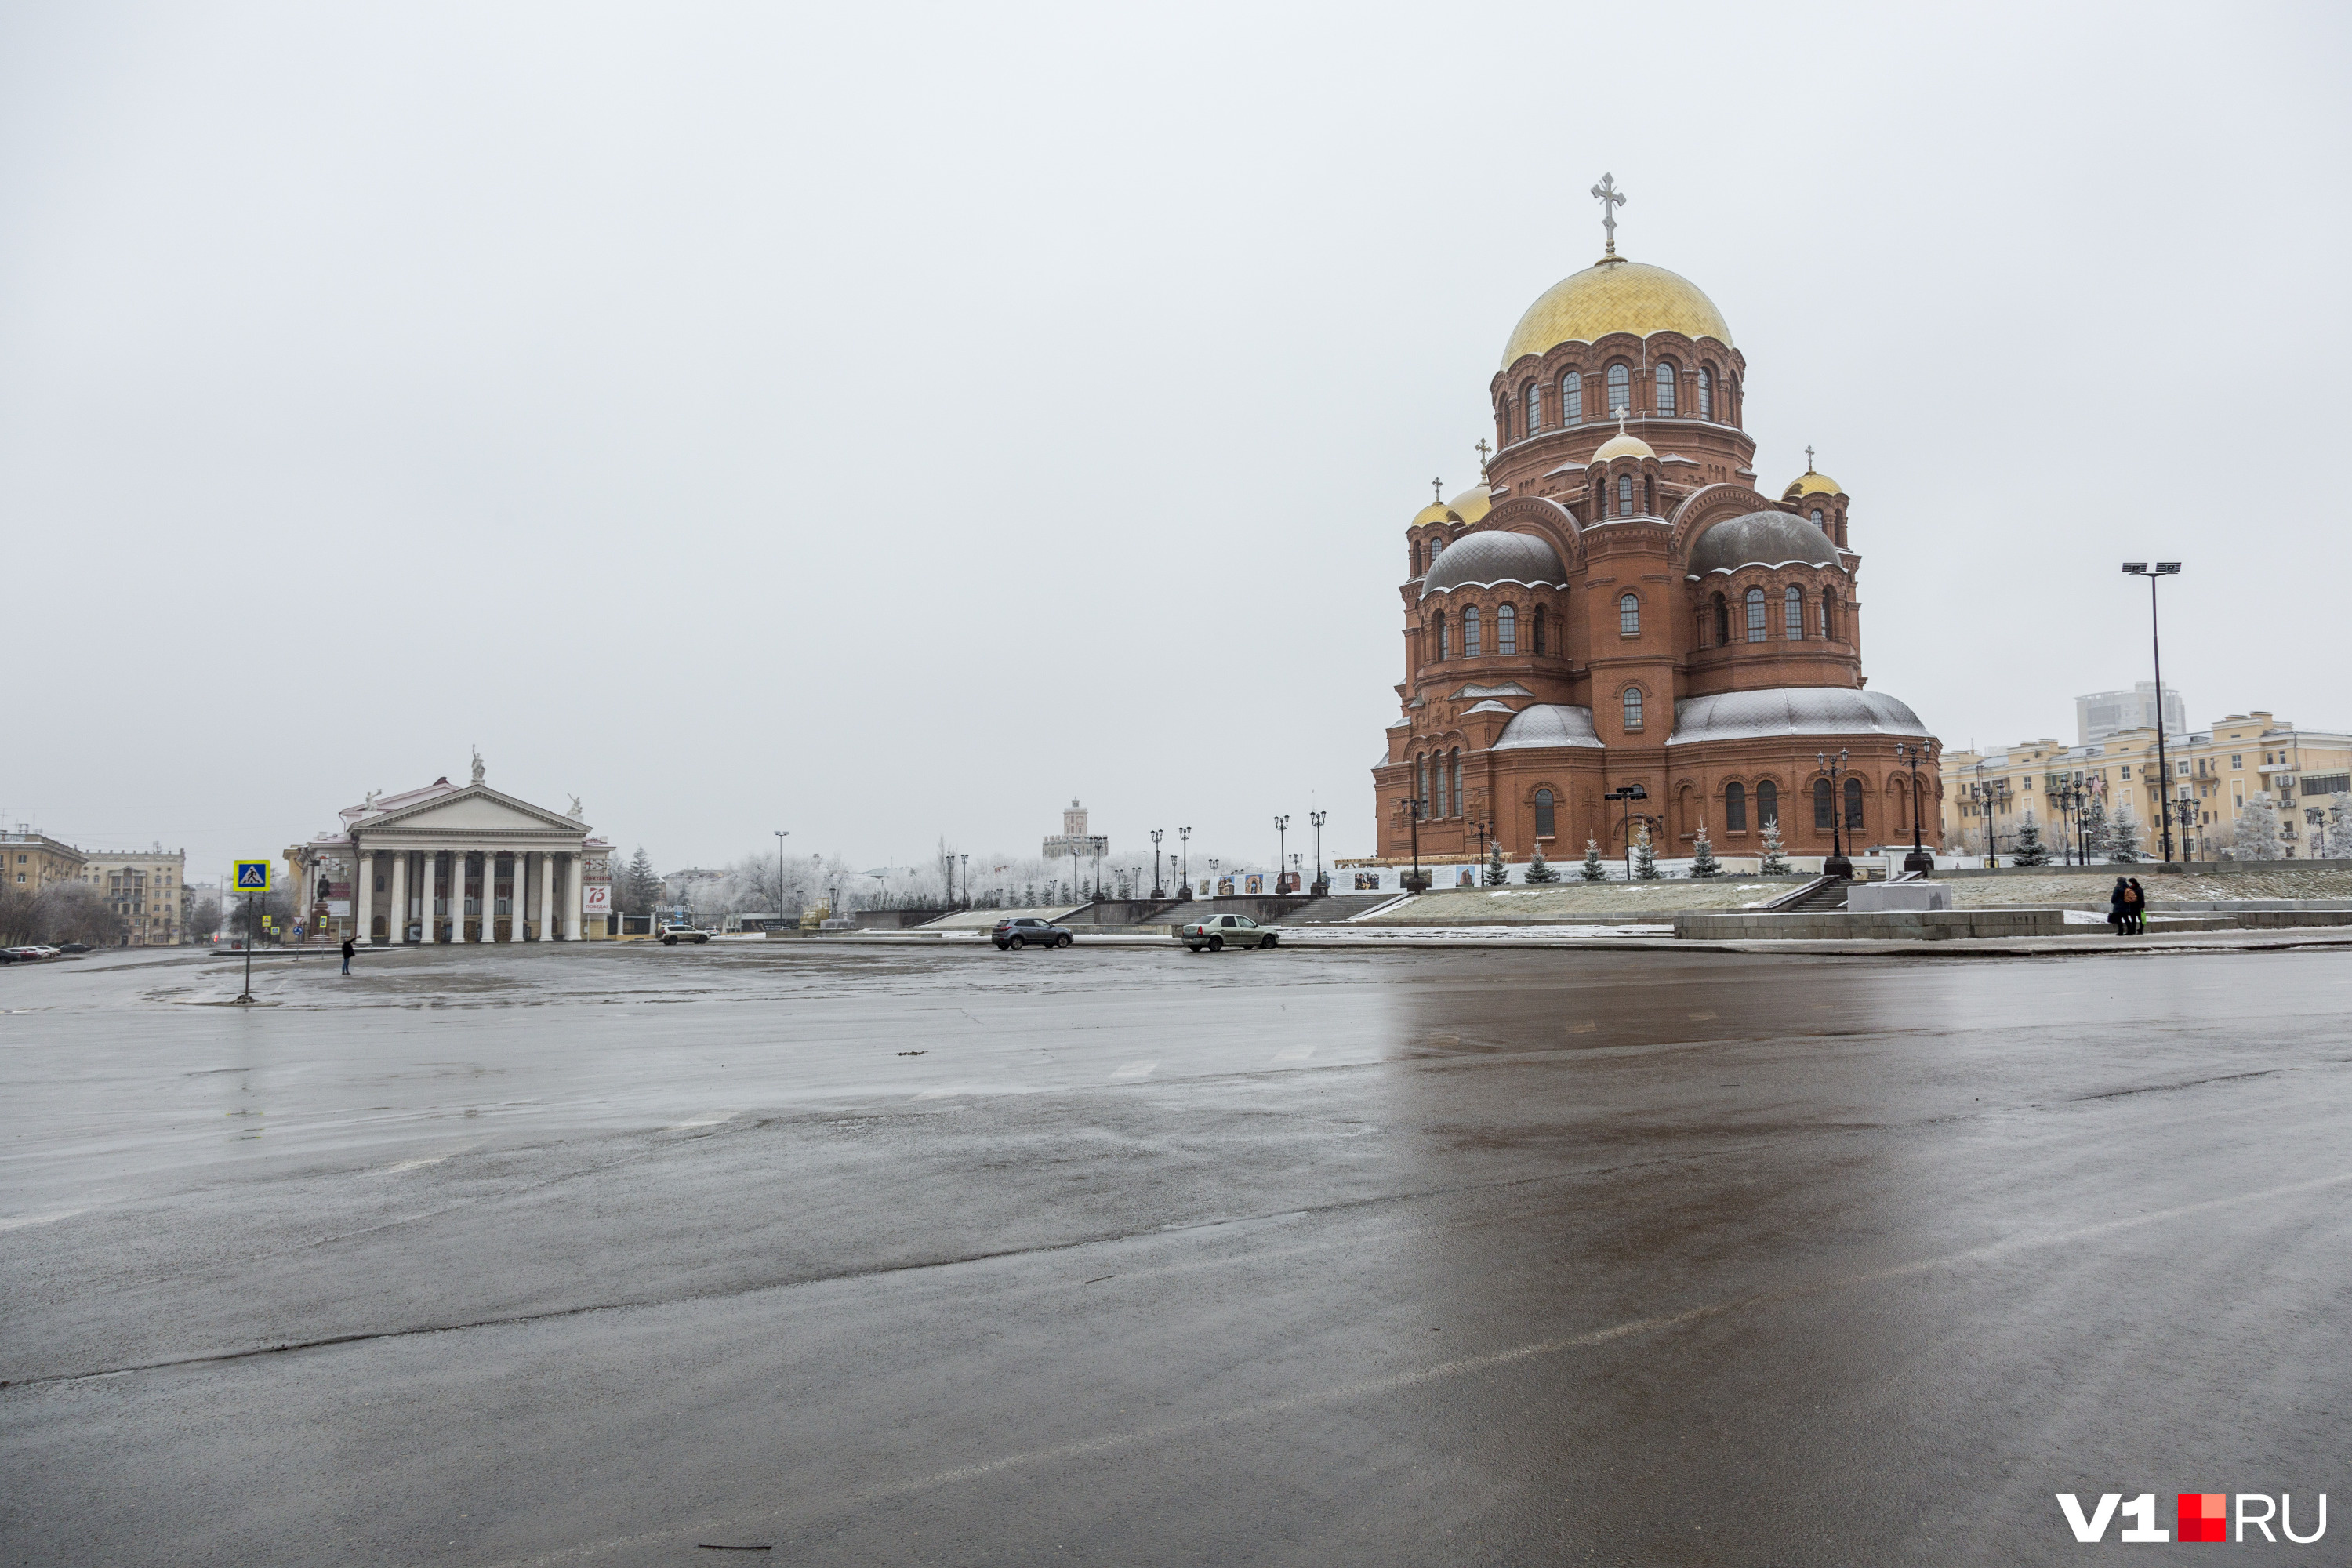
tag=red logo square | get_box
[2179,1493,2227,1543]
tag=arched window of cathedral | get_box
[1844,776,1865,829]
[1428,535,1443,562]
[1745,587,1767,642]
[1606,362,1630,413]
[1532,604,1547,656]
[1560,372,1583,426]
[1617,474,1633,517]
[1436,752,1449,817]
[1618,593,1640,637]
[1784,586,1804,639]
[1726,372,1740,425]
[1644,474,1655,514]
[1810,507,1825,532]
[1497,604,1517,655]
[1410,540,1421,575]
[1822,588,1838,641]
[1535,788,1555,838]
[1711,593,1730,646]
[1451,750,1464,816]
[1525,383,1542,435]
[1813,777,1834,830]
[1622,688,1644,731]
[1726,782,1747,831]
[1655,362,1676,416]
[1590,477,1605,521]
[1757,779,1778,826]
[1463,606,1482,657]
[1697,366,1713,421]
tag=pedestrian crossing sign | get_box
[234,860,273,891]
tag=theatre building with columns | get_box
[1374,180,1942,867]
[288,756,614,945]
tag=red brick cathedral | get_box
[1374,184,1941,870]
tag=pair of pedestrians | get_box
[2109,877,2148,935]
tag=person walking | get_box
[2126,876,2149,935]
[2108,877,2131,937]
[341,934,355,975]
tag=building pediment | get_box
[359,786,590,841]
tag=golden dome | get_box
[1500,256,1733,369]
[1445,483,1492,526]
[1592,431,1655,463]
[1410,502,1462,528]
[1784,470,1844,500]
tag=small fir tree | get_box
[2103,807,2146,863]
[2010,813,2053,866]
[1631,824,1661,880]
[1580,836,1609,881]
[1525,843,1560,883]
[1689,823,1722,878]
[1759,819,1791,875]
[1485,840,1509,885]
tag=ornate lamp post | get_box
[1208,858,1220,898]
[2171,795,2199,862]
[958,852,969,908]
[1968,779,2005,865]
[1402,795,1428,891]
[1273,815,1289,894]
[1604,783,1647,881]
[2122,561,2183,862]
[1894,743,1934,873]
[1178,826,1191,901]
[1817,749,1853,878]
[774,830,790,927]
[1150,828,1165,900]
[1308,809,1327,897]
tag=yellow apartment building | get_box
[2,831,87,892]
[79,848,191,945]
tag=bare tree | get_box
[33,884,129,946]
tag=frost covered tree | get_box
[2010,814,2053,866]
[2326,792,2352,860]
[1484,840,1509,885]
[2079,800,2109,863]
[1580,837,1608,882]
[2103,807,2145,863]
[1631,825,1661,880]
[1525,843,1560,883]
[1689,824,1722,878]
[2233,802,2284,861]
[1759,820,1791,875]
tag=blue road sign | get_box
[234,860,273,892]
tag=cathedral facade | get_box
[1374,194,1940,869]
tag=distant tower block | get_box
[1064,799,1088,838]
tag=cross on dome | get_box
[1805,445,1816,473]
[1475,438,1491,475]
[1432,477,1443,502]
[1590,173,1626,256]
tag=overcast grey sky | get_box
[4,1,2347,880]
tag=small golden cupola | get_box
[1781,447,1849,547]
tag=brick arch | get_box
[1475,495,1582,570]
[1668,484,1777,555]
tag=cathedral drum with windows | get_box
[1377,191,1942,867]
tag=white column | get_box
[515,851,532,940]
[495,854,513,942]
[389,853,409,944]
[452,852,470,943]
[539,852,555,944]
[356,851,376,945]
[420,852,439,943]
[564,855,583,941]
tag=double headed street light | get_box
[1178,826,1192,901]
[2122,562,2183,862]
[1273,815,1290,894]
[1308,809,1327,897]
[1150,828,1165,900]
[1817,750,1853,879]
[1893,742,1933,873]
[1603,784,1647,881]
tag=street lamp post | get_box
[1604,784,1647,881]
[1817,750,1853,878]
[1308,809,1327,897]
[1273,815,1290,894]
[2172,795,2199,862]
[1403,795,1428,891]
[959,852,969,908]
[774,830,789,928]
[1894,743,1934,873]
[2122,561,2184,862]
[1150,828,1165,900]
[1208,858,1220,899]
[1968,779,2005,864]
[1178,827,1191,901]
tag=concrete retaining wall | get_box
[1675,910,2070,941]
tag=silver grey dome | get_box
[1668,687,1929,745]
[1686,510,1841,575]
[1493,704,1605,750]
[1420,530,1567,598]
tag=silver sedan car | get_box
[1179,914,1278,953]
